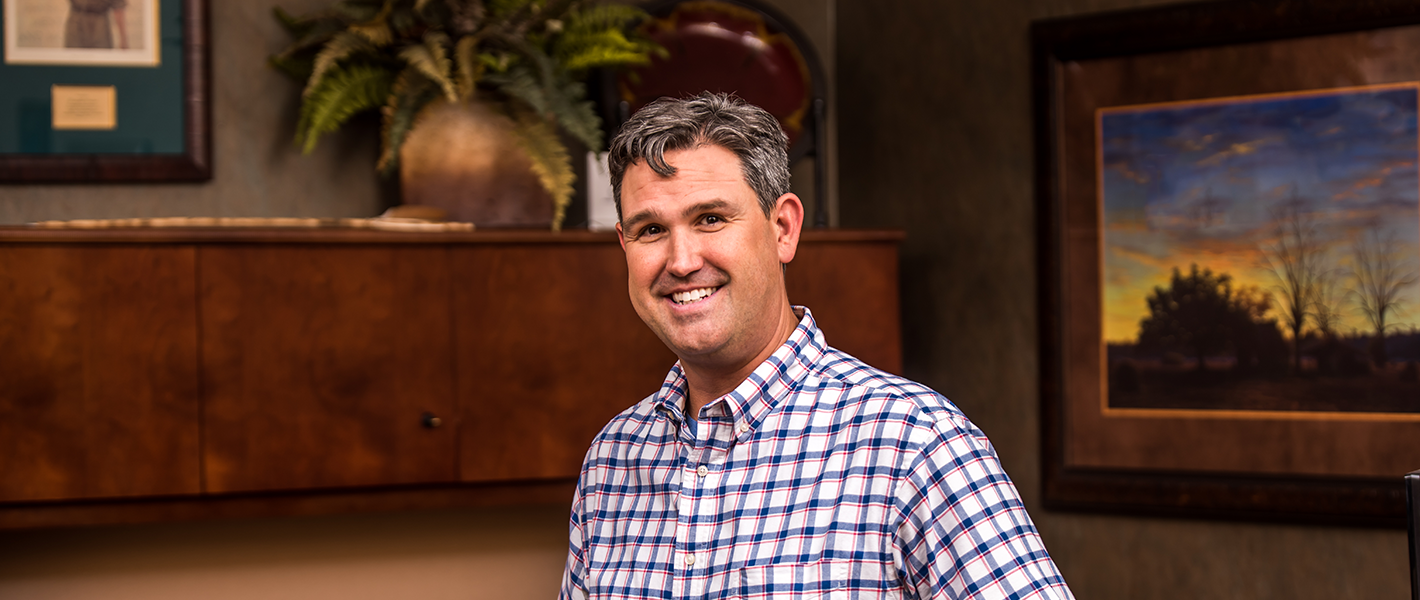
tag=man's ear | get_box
[772,193,804,265]
[616,221,626,251]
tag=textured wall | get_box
[834,0,1410,598]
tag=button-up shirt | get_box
[561,309,1073,599]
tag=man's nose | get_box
[665,231,703,277]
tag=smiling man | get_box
[560,93,1074,600]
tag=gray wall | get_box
[835,0,1410,598]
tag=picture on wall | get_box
[3,0,160,66]
[1100,84,1420,415]
[1035,0,1420,524]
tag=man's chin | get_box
[660,331,732,364]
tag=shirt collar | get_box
[653,307,826,439]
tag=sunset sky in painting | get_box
[1100,85,1420,343]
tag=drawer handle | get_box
[422,412,443,429]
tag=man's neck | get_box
[682,305,801,417]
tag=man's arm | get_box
[894,414,1073,600]
[560,466,590,600]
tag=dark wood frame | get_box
[1033,0,1420,526]
[1409,470,1420,598]
[0,0,210,182]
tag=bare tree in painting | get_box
[1311,266,1348,339]
[1349,227,1419,368]
[1257,196,1327,373]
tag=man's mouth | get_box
[670,286,720,305]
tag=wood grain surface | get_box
[199,245,458,493]
[453,243,676,481]
[0,245,200,502]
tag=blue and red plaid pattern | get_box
[561,309,1073,600]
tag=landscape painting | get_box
[1100,84,1420,414]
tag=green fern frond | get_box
[269,54,315,81]
[272,6,316,37]
[398,32,458,101]
[271,12,345,65]
[297,63,393,154]
[481,51,510,73]
[350,21,393,45]
[548,89,602,151]
[347,0,396,44]
[304,31,376,98]
[509,107,575,231]
[389,4,419,33]
[554,4,657,70]
[484,63,547,115]
[561,4,646,34]
[453,35,482,100]
[334,0,386,22]
[557,38,651,71]
[378,70,440,173]
[487,0,538,19]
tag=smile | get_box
[670,286,720,305]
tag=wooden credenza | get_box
[0,228,902,529]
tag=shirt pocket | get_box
[733,559,902,600]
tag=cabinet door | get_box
[200,246,457,493]
[787,240,902,374]
[453,244,675,482]
[0,245,200,502]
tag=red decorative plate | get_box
[619,0,814,151]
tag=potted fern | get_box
[270,0,658,230]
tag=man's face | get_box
[617,144,800,369]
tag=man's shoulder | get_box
[807,346,962,420]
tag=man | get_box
[561,93,1073,600]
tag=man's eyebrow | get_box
[682,199,732,218]
[621,209,656,232]
[621,199,735,233]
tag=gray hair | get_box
[608,92,790,220]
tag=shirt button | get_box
[684,553,696,566]
[737,423,749,434]
[697,465,708,477]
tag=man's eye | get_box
[702,215,723,225]
[640,225,664,237]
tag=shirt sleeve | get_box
[560,469,590,600]
[894,414,1074,600]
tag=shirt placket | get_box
[675,409,733,600]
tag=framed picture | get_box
[1034,0,1420,525]
[4,0,161,66]
[0,0,208,181]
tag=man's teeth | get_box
[672,287,718,305]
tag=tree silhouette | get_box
[1139,264,1262,370]
[1349,228,1419,367]
[1258,197,1327,373]
[1228,284,1288,373]
[1312,267,1348,340]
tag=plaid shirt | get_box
[561,309,1073,600]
